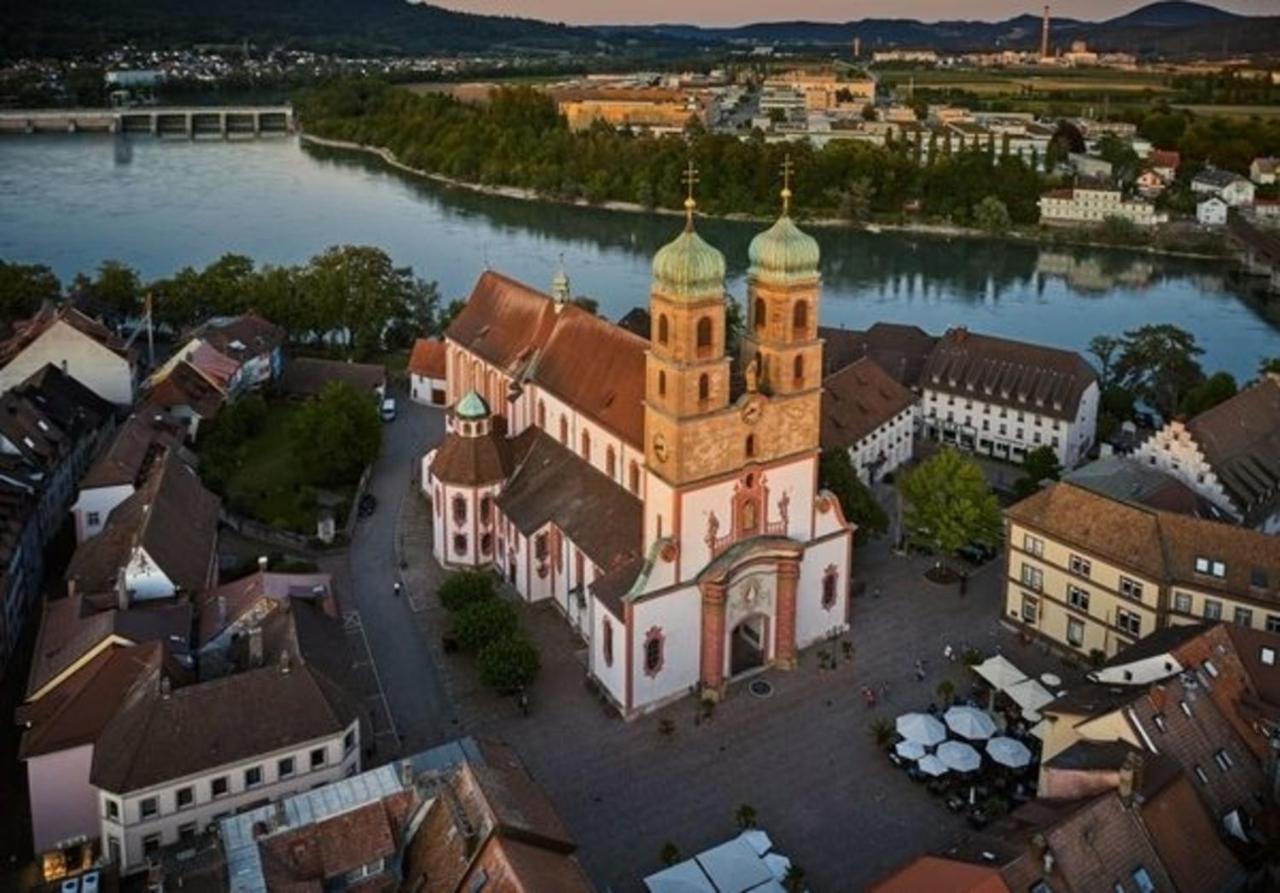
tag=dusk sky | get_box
[434,1,1275,27]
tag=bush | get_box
[454,597,518,653]
[477,634,540,693]
[437,570,497,612]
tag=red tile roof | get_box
[408,338,447,378]
[1183,376,1280,523]
[870,856,1010,893]
[821,356,918,449]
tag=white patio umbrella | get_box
[896,712,947,746]
[944,705,998,741]
[937,740,982,773]
[986,736,1034,769]
[972,654,1029,691]
[895,740,928,761]
[917,754,949,777]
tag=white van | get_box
[380,397,397,422]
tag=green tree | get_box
[1113,324,1205,420]
[477,634,540,693]
[819,448,888,540]
[898,449,1002,559]
[438,569,498,612]
[1179,370,1237,417]
[288,381,382,485]
[437,298,467,335]
[1259,357,1280,378]
[972,195,1012,233]
[454,597,519,653]
[0,261,60,326]
[303,246,419,358]
[73,259,142,319]
[1095,134,1141,189]
[734,804,758,830]
[1088,334,1123,388]
[1013,445,1063,500]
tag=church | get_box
[422,176,855,717]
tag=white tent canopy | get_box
[896,712,947,746]
[645,831,794,893]
[918,754,949,777]
[972,654,1029,691]
[944,705,998,741]
[895,740,928,761]
[986,736,1034,769]
[937,740,982,773]
[1006,677,1056,717]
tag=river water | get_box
[2,133,1277,380]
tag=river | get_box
[2,133,1278,380]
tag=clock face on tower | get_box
[741,395,764,426]
[652,432,669,463]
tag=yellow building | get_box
[763,69,876,114]
[556,89,705,133]
[1003,481,1280,661]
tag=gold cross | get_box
[682,159,699,228]
[780,154,795,215]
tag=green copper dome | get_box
[652,225,726,301]
[748,215,820,283]
[455,390,490,420]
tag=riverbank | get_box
[299,131,1232,263]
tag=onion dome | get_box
[454,390,489,421]
[748,214,820,283]
[652,196,726,301]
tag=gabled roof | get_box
[448,271,561,376]
[80,411,184,490]
[821,356,918,449]
[1194,167,1249,188]
[1183,376,1280,521]
[429,424,516,487]
[819,322,937,384]
[869,855,1009,893]
[196,569,335,647]
[190,312,284,360]
[1149,149,1180,170]
[921,327,1097,421]
[143,360,225,419]
[67,452,219,597]
[279,357,386,398]
[0,304,132,367]
[1064,456,1227,519]
[496,430,642,573]
[408,337,447,379]
[183,342,240,392]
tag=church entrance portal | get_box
[730,614,768,678]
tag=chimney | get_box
[1118,751,1144,805]
[248,626,263,668]
[1041,5,1051,59]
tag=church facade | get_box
[423,191,855,717]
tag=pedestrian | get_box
[943,644,954,662]
[393,581,402,597]
[915,659,927,681]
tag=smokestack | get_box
[1041,6,1051,59]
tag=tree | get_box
[1179,370,1237,417]
[1095,134,1141,189]
[73,259,142,319]
[438,569,498,612]
[1260,357,1280,379]
[454,597,518,653]
[303,246,418,358]
[819,448,888,540]
[898,449,1002,558]
[734,804,758,830]
[477,633,540,693]
[1113,324,1205,420]
[660,843,681,867]
[1088,334,1123,388]
[783,865,808,893]
[437,298,467,335]
[1012,445,1063,500]
[288,380,382,486]
[0,261,60,326]
[972,195,1012,233]
[935,679,956,706]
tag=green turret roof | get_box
[652,223,726,301]
[748,214,820,284]
[455,390,489,420]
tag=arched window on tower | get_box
[657,314,669,346]
[537,400,546,429]
[452,495,467,525]
[629,461,641,494]
[580,429,591,461]
[696,317,713,358]
[698,374,710,405]
[793,354,805,385]
[559,416,569,445]
[745,434,757,459]
[754,298,767,333]
[657,370,666,397]
[606,446,617,479]
[793,301,808,339]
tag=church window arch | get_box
[537,400,546,428]
[603,619,614,667]
[453,534,467,555]
[657,370,666,398]
[452,495,467,525]
[606,446,617,479]
[698,374,710,404]
[754,298,767,333]
[629,461,641,494]
[793,354,805,385]
[644,627,665,677]
[480,533,493,556]
[696,317,714,358]
[745,434,756,459]
[479,495,492,525]
[581,429,591,461]
[793,301,808,338]
[657,314,669,345]
[822,565,839,611]
[559,416,568,445]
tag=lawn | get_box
[219,401,355,535]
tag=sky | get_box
[434,1,1275,27]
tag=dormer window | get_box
[1194,557,1226,578]
[1252,569,1269,589]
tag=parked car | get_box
[955,541,999,566]
[380,397,397,422]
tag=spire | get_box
[780,153,794,217]
[748,156,819,283]
[682,159,699,231]
[552,253,570,306]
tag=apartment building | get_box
[1004,481,1280,660]
[821,356,919,484]
[1038,182,1166,227]
[1134,375,1280,532]
[0,305,137,406]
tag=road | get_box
[322,394,452,756]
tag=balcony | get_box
[708,519,788,557]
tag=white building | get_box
[1134,375,1280,533]
[424,200,855,718]
[1192,168,1256,207]
[918,328,1100,468]
[71,413,183,543]
[408,337,448,406]
[1038,184,1166,227]
[0,306,136,406]
[1197,196,1229,226]
[1251,157,1277,186]
[820,357,919,484]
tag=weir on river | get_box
[0,106,294,137]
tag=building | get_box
[1003,480,1280,660]
[1038,183,1165,227]
[1068,152,1113,180]
[424,189,855,717]
[408,337,448,406]
[1134,375,1280,531]
[1251,156,1277,186]
[1192,168,1256,207]
[140,360,225,439]
[869,855,1009,892]
[1198,195,1229,226]
[918,328,1098,467]
[0,304,136,406]
[821,357,918,484]
[872,49,939,64]
[1149,149,1180,182]
[150,312,284,398]
[1135,169,1168,198]
[66,451,220,604]
[763,69,876,115]
[279,356,386,400]
[557,88,705,133]
[71,412,185,544]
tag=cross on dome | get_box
[682,159,700,229]
[780,154,795,216]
